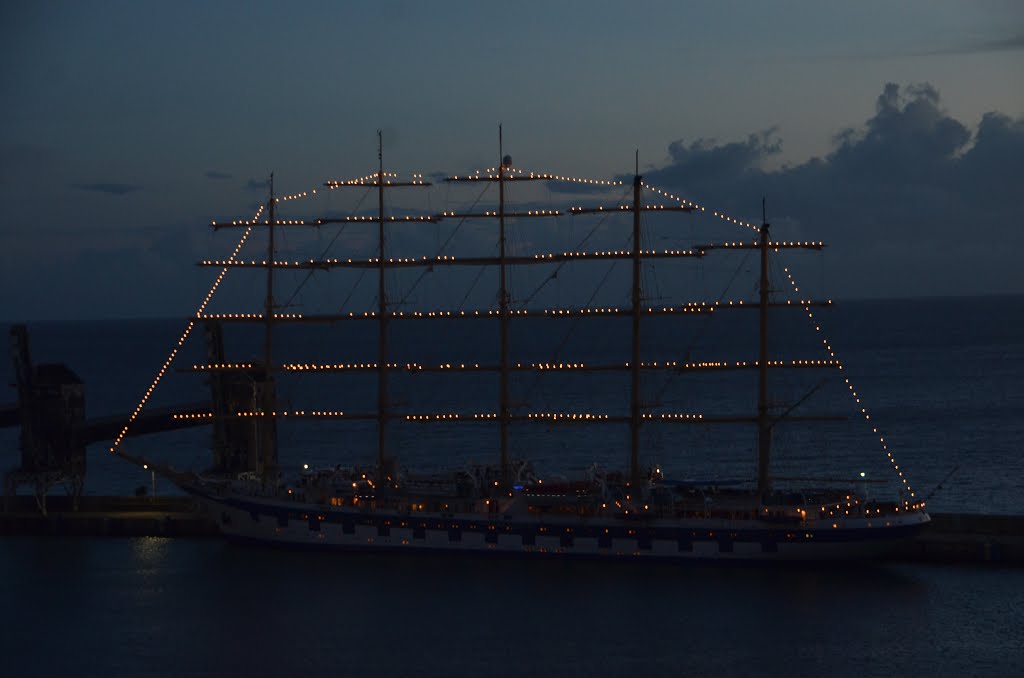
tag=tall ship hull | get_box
[193,492,928,562]
[183,463,929,562]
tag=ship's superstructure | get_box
[111,131,929,560]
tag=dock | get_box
[892,512,1024,565]
[0,496,218,538]
[0,500,1020,564]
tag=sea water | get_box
[1,537,1022,675]
[2,296,1023,674]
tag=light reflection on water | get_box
[132,536,171,568]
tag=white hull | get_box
[194,490,929,562]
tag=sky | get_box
[1,0,1022,321]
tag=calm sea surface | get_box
[2,537,1022,676]
[2,296,1023,674]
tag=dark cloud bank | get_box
[635,83,1024,298]
[72,182,143,196]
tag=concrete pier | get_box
[0,500,1020,564]
[892,512,1024,565]
[0,495,218,537]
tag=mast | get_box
[377,131,390,479]
[314,136,431,481]
[630,152,642,489]
[498,125,510,485]
[261,173,278,483]
[757,198,772,501]
[265,173,275,370]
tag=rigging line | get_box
[520,213,608,305]
[280,188,372,311]
[455,180,515,312]
[457,266,490,310]
[521,260,623,405]
[504,180,518,304]
[651,250,753,406]
[520,184,630,306]
[338,268,370,312]
[768,379,828,430]
[519,186,634,407]
[923,465,959,502]
[396,182,490,308]
[641,212,664,302]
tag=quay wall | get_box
[894,512,1024,565]
[0,496,218,537]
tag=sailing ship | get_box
[114,131,929,560]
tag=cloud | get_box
[205,170,232,180]
[660,129,782,185]
[71,182,143,196]
[642,82,1024,298]
[921,33,1024,57]
[245,178,268,192]
[970,33,1024,53]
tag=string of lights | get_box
[696,241,824,251]
[211,215,437,227]
[184,358,841,373]
[199,246,821,268]
[779,263,917,502]
[192,298,828,324]
[276,189,315,202]
[173,410,706,422]
[325,171,427,187]
[447,167,617,183]
[195,305,713,321]
[567,204,695,215]
[641,181,760,234]
[197,248,703,269]
[109,203,264,455]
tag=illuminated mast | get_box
[376,131,390,481]
[498,126,511,484]
[324,133,433,481]
[442,128,553,487]
[260,174,279,482]
[757,199,772,501]
[630,153,643,489]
